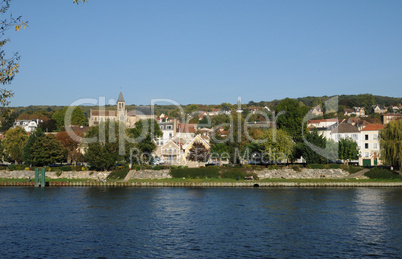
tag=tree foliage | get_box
[52,106,88,130]
[245,128,294,163]
[0,109,18,132]
[0,0,28,108]
[187,141,210,162]
[30,135,66,166]
[38,119,58,132]
[380,119,402,170]
[84,121,129,171]
[3,126,28,163]
[56,131,83,163]
[274,98,309,143]
[293,130,327,164]
[127,119,163,162]
[22,127,45,166]
[338,138,359,163]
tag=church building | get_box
[89,91,154,127]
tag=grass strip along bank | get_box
[1,166,401,185]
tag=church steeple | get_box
[117,91,126,122]
[117,91,125,103]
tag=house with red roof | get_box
[360,124,385,166]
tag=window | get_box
[352,134,358,140]
[365,143,369,149]
[373,134,378,140]
[373,143,378,149]
[169,149,172,154]
[365,134,369,140]
[169,133,172,138]
[167,125,172,130]
[364,152,370,158]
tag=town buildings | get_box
[382,113,402,125]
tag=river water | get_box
[0,187,401,258]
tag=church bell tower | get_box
[117,91,126,123]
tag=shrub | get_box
[221,168,259,180]
[308,164,326,169]
[365,168,402,180]
[170,167,220,179]
[327,164,341,169]
[8,164,26,171]
[60,166,72,171]
[153,165,163,170]
[291,165,302,172]
[107,168,130,180]
[347,165,363,174]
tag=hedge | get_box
[170,167,220,179]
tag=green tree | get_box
[30,135,66,166]
[22,127,45,166]
[0,109,18,132]
[293,130,327,164]
[338,138,359,164]
[210,142,229,164]
[260,128,294,163]
[3,127,28,163]
[84,121,129,171]
[274,98,309,143]
[380,119,402,170]
[71,106,88,126]
[38,119,58,132]
[52,107,67,130]
[185,104,199,115]
[0,138,4,161]
[127,119,163,163]
[52,106,87,130]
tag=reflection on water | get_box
[0,187,401,258]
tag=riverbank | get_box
[1,181,402,187]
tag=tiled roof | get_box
[177,123,197,133]
[362,124,385,131]
[91,110,116,116]
[331,123,359,133]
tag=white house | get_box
[360,124,384,166]
[156,115,178,146]
[12,119,41,133]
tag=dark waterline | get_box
[1,187,401,258]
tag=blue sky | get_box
[6,0,402,107]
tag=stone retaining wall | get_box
[256,169,350,179]
[0,170,111,181]
[1,181,402,187]
[127,170,171,180]
[0,168,354,181]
